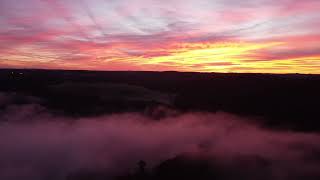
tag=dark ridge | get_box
[1,68,320,131]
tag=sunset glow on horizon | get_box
[1,0,320,73]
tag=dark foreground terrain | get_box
[1,69,320,180]
[1,69,320,131]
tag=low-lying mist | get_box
[0,92,320,180]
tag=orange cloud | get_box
[1,0,320,73]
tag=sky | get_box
[0,0,319,73]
